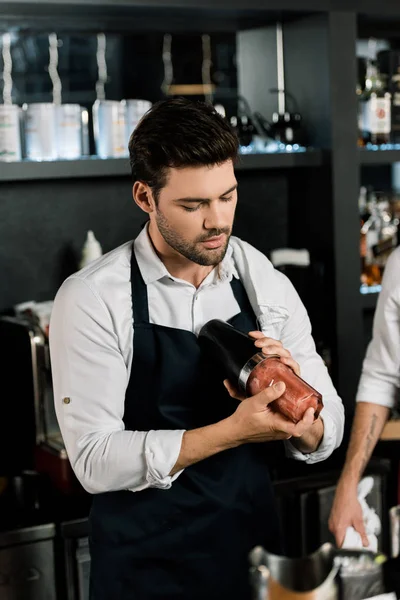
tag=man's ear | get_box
[133,182,156,214]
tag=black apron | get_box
[89,245,282,600]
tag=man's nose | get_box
[203,203,229,231]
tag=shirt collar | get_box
[133,223,239,285]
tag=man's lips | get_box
[200,234,225,249]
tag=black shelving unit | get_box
[359,148,400,165]
[2,0,400,411]
[361,291,380,311]
[0,150,325,182]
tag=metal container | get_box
[125,99,152,146]
[92,99,128,159]
[55,103,83,159]
[0,104,22,162]
[249,543,339,600]
[389,505,400,558]
[24,103,58,161]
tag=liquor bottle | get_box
[373,198,399,277]
[360,60,391,146]
[360,191,382,286]
[378,50,400,144]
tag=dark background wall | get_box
[0,171,288,312]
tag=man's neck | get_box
[147,223,215,288]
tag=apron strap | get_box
[130,244,150,324]
[230,276,254,316]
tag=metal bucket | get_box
[249,544,339,600]
[92,99,127,159]
[0,104,22,162]
[24,103,58,161]
[249,544,384,600]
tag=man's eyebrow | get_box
[173,184,238,204]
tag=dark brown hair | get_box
[128,98,238,202]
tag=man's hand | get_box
[248,330,300,376]
[328,480,369,548]
[224,380,315,444]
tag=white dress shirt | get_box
[50,226,344,494]
[356,247,400,408]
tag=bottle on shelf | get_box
[359,60,391,146]
[377,50,400,144]
[360,187,399,288]
[360,189,382,287]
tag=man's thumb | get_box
[257,381,286,405]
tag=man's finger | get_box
[280,356,301,377]
[291,407,315,437]
[223,379,246,401]
[254,381,286,408]
[257,343,291,358]
[248,331,283,346]
[334,525,347,548]
[353,517,369,547]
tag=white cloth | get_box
[341,476,381,552]
[49,226,344,494]
[357,247,400,408]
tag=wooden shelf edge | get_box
[380,420,400,441]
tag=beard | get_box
[155,208,231,266]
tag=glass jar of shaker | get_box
[198,319,323,423]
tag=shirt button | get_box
[62,397,71,405]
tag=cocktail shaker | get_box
[198,319,323,423]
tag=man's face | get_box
[153,160,237,266]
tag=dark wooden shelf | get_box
[0,1,320,32]
[361,290,380,310]
[359,148,400,165]
[0,150,324,182]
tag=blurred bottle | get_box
[360,59,391,146]
[360,189,382,286]
[360,188,399,287]
[378,50,400,144]
[80,230,103,269]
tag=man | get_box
[50,98,344,600]
[329,246,400,548]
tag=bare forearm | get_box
[290,416,324,453]
[340,402,389,487]
[170,419,239,476]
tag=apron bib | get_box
[89,246,282,599]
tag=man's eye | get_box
[221,196,233,202]
[182,205,200,212]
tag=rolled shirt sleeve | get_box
[49,276,185,495]
[356,249,400,409]
[271,273,345,463]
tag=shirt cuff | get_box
[144,429,186,489]
[356,385,397,409]
[283,410,336,464]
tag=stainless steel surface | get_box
[0,526,57,600]
[250,564,269,600]
[249,543,385,600]
[249,543,339,599]
[390,505,400,558]
[238,353,280,392]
